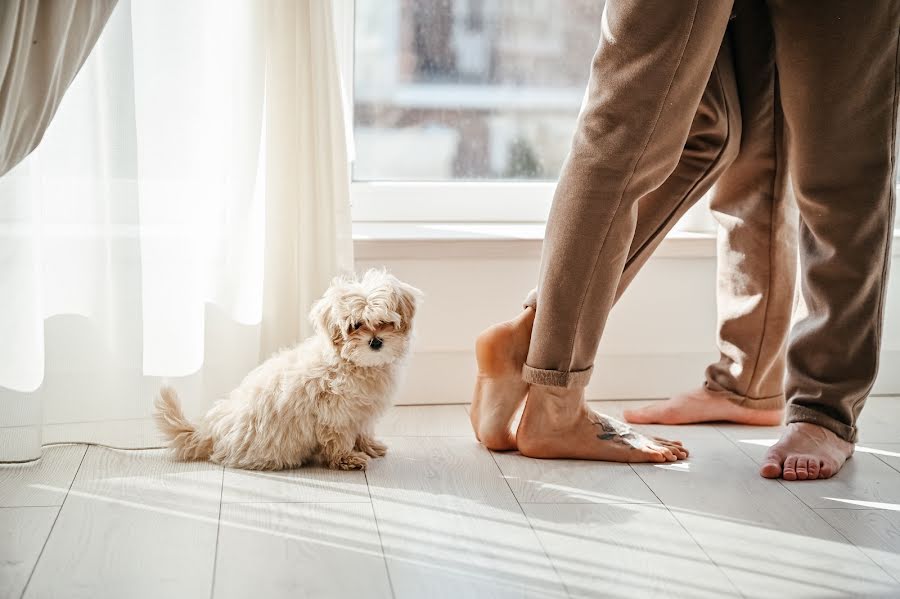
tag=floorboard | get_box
[523,503,739,598]
[633,433,899,598]
[366,436,566,598]
[24,448,222,599]
[0,445,85,507]
[0,506,58,599]
[213,502,392,599]
[7,399,900,599]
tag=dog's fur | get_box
[154,269,421,471]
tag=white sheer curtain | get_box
[0,0,354,461]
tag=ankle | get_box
[523,386,585,429]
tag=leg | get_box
[760,0,899,480]
[625,0,797,426]
[473,1,738,453]
[355,432,388,458]
[319,426,370,470]
[517,0,736,461]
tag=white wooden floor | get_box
[3,398,900,599]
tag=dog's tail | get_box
[154,386,213,461]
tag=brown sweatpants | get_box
[523,0,899,443]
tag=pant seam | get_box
[847,23,900,418]
[743,70,783,398]
[623,52,734,272]
[561,0,701,373]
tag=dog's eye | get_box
[351,322,362,331]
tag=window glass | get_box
[353,0,604,181]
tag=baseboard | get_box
[394,349,900,405]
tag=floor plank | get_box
[366,436,567,598]
[222,467,369,504]
[857,396,900,444]
[815,508,900,584]
[213,502,392,599]
[377,404,475,437]
[24,448,222,599]
[861,443,900,476]
[6,403,900,599]
[721,428,900,511]
[0,445,86,507]
[0,506,58,599]
[523,503,739,598]
[492,451,659,504]
[633,433,898,598]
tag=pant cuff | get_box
[786,404,858,444]
[523,288,538,310]
[704,381,786,410]
[522,364,592,388]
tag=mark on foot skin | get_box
[592,415,644,449]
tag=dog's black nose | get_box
[369,337,383,350]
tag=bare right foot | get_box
[517,385,688,462]
[470,308,535,451]
[623,385,784,426]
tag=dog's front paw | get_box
[330,452,370,471]
[357,436,388,458]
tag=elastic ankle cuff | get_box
[522,364,592,388]
[523,288,538,310]
[786,404,857,443]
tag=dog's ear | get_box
[393,279,423,332]
[309,295,343,346]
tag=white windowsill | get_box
[353,222,900,261]
[352,222,718,260]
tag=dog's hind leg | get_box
[355,434,387,458]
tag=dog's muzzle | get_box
[369,337,383,351]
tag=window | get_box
[353,0,601,182]
[349,0,608,223]
[348,2,899,231]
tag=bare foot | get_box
[470,308,535,451]
[623,385,783,426]
[760,422,854,480]
[517,385,689,462]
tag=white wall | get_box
[356,236,900,405]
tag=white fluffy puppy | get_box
[154,269,421,471]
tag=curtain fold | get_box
[0,0,354,462]
[261,0,355,354]
[0,0,118,177]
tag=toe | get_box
[760,461,782,478]
[782,455,798,481]
[656,440,688,459]
[795,456,809,480]
[653,436,684,447]
[760,448,784,479]
[637,448,667,463]
[819,461,835,479]
[808,460,820,479]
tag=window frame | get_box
[339,0,564,224]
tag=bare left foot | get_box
[623,385,783,426]
[760,422,854,480]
